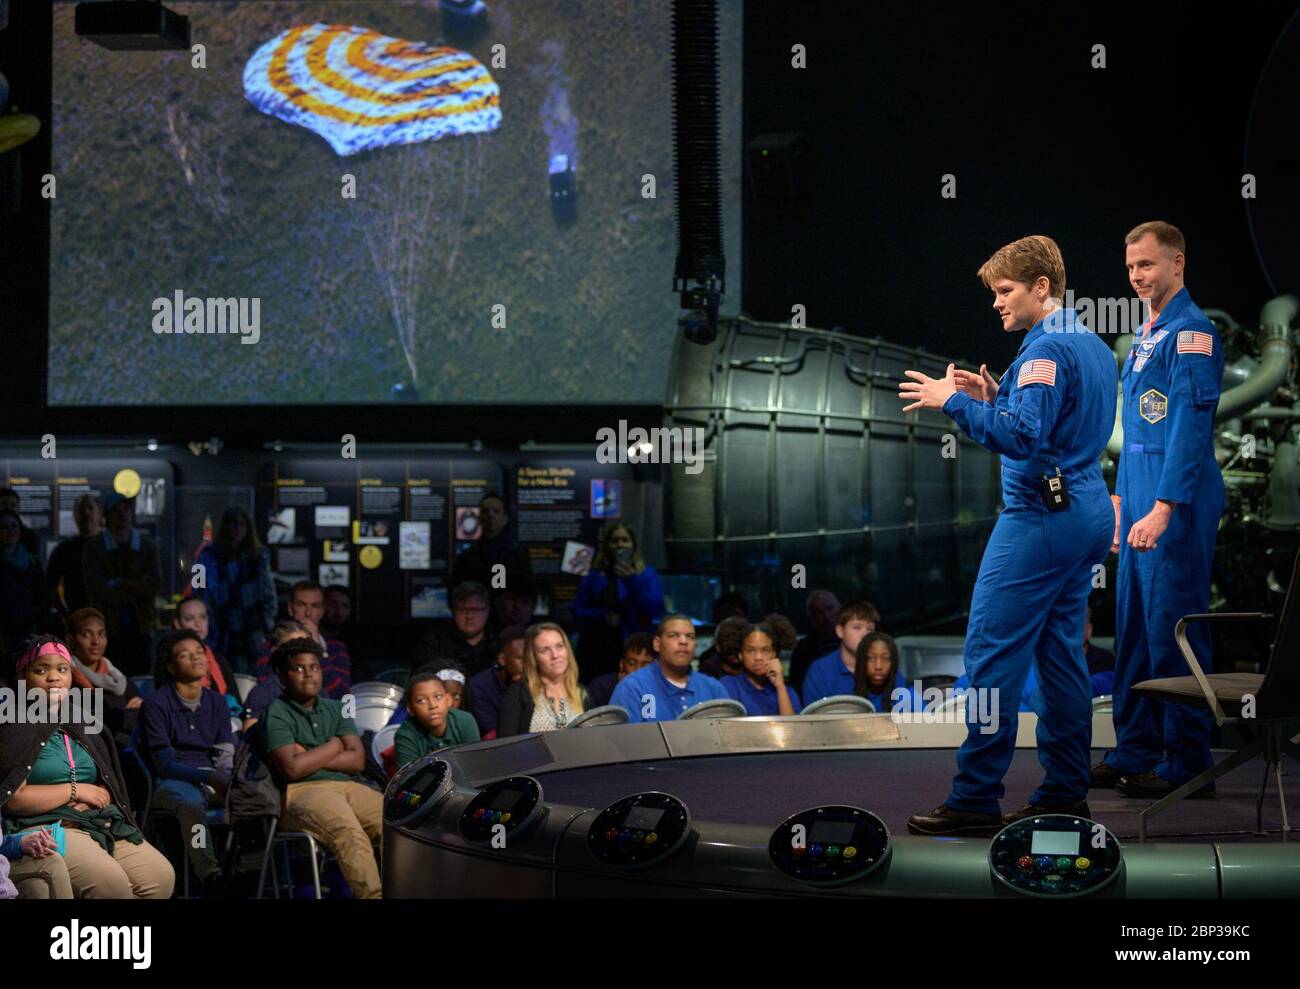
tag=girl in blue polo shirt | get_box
[853,632,912,713]
[720,617,800,716]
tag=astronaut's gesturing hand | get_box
[899,363,959,412]
[1127,500,1174,552]
[952,364,1000,403]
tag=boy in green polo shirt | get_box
[394,671,481,769]
[257,637,383,899]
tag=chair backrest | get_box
[371,723,400,764]
[800,694,877,716]
[566,705,629,728]
[1261,548,1300,718]
[677,698,747,720]
[354,698,401,735]
[350,682,404,704]
[233,673,258,702]
[130,675,157,699]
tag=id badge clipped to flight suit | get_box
[1041,467,1070,512]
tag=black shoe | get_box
[907,804,1004,837]
[1089,761,1126,788]
[1002,800,1092,825]
[1116,772,1216,799]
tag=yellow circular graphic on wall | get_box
[113,469,143,498]
[359,545,383,570]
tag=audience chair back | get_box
[800,694,877,715]
[233,673,258,702]
[567,705,630,728]
[354,696,401,735]
[350,682,404,704]
[678,698,747,720]
[370,723,400,765]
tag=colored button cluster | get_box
[796,843,858,861]
[601,828,659,847]
[1016,854,1092,873]
[472,808,512,825]
[395,790,423,808]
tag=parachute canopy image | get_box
[242,23,501,156]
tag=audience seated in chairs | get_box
[320,584,373,683]
[586,632,655,709]
[45,493,101,617]
[1084,605,1116,695]
[951,613,1113,712]
[170,597,240,710]
[2,817,74,899]
[611,614,728,723]
[241,619,312,730]
[139,629,237,896]
[0,488,41,556]
[0,636,174,899]
[695,593,750,677]
[852,632,914,713]
[415,581,497,676]
[67,606,142,748]
[720,616,801,716]
[800,599,880,707]
[498,624,589,735]
[788,589,843,695]
[492,579,537,632]
[253,581,352,700]
[0,506,51,658]
[393,671,481,770]
[467,625,527,738]
[254,637,382,899]
[435,668,472,714]
[82,493,161,675]
[696,616,748,680]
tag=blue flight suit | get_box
[941,309,1117,812]
[1103,288,1223,784]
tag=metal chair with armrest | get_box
[1130,551,1300,841]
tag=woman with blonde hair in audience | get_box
[497,623,588,735]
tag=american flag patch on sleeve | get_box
[1177,330,1214,355]
[1017,359,1058,387]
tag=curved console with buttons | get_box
[989,814,1123,898]
[587,792,690,869]
[381,714,1300,898]
[384,757,455,829]
[458,776,545,844]
[769,806,890,886]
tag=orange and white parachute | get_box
[243,23,501,156]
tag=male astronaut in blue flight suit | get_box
[898,235,1117,835]
[1092,222,1224,798]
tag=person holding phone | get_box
[571,524,666,679]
